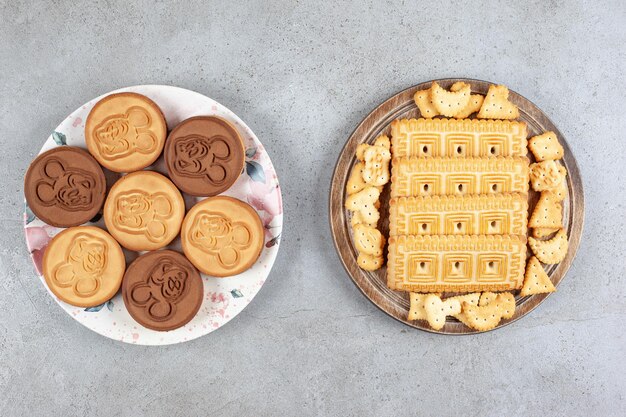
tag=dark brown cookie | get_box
[164,116,245,196]
[122,250,204,331]
[24,146,107,227]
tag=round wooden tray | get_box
[329,78,584,334]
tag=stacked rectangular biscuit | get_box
[387,118,530,293]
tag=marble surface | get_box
[1,1,625,415]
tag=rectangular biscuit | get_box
[391,118,528,158]
[390,157,529,198]
[387,235,527,293]
[389,194,528,237]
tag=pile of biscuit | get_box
[347,82,570,331]
[25,92,264,332]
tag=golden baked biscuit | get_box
[85,92,167,172]
[104,171,185,251]
[42,226,125,307]
[387,235,527,293]
[181,196,264,277]
[390,118,527,158]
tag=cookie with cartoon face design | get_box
[24,146,106,227]
[181,196,263,277]
[85,92,167,172]
[42,226,125,307]
[122,250,203,331]
[165,116,245,196]
[104,171,185,251]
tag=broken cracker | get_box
[521,256,556,296]
[529,160,565,192]
[362,145,391,186]
[529,228,568,264]
[424,294,461,330]
[345,186,380,226]
[479,292,498,306]
[431,81,472,118]
[374,134,390,150]
[346,162,367,195]
[350,211,377,228]
[477,85,519,120]
[529,131,564,161]
[462,292,516,331]
[414,88,439,118]
[408,292,442,321]
[450,82,484,118]
[357,252,384,271]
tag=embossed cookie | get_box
[42,226,125,307]
[529,160,565,191]
[85,92,167,172]
[122,250,203,331]
[165,116,245,196]
[181,196,264,277]
[104,171,185,251]
[24,146,106,227]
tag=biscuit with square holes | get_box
[529,228,568,264]
[357,252,384,271]
[347,162,367,195]
[431,82,472,118]
[532,227,559,238]
[450,82,484,119]
[529,131,564,161]
[462,292,516,331]
[362,145,391,186]
[352,224,385,257]
[423,294,462,330]
[345,186,380,225]
[521,256,556,296]
[477,85,519,120]
[529,191,563,229]
[530,160,566,192]
[408,292,443,321]
[413,88,439,118]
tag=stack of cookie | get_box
[24,92,265,332]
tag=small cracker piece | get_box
[462,293,516,331]
[345,186,380,225]
[350,211,377,228]
[532,227,559,239]
[362,145,391,186]
[374,134,390,150]
[477,85,520,120]
[529,131,564,161]
[450,82,484,119]
[529,228,568,264]
[357,252,384,271]
[529,191,563,229]
[356,143,369,161]
[479,292,498,306]
[521,256,556,296]
[346,162,367,195]
[414,88,439,118]
[431,81,472,118]
[352,224,385,257]
[423,294,461,330]
[408,292,442,321]
[530,160,566,192]
[448,293,481,325]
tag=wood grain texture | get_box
[329,78,585,334]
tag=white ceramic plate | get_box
[24,85,283,345]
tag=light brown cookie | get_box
[529,228,568,264]
[477,85,519,120]
[529,131,564,161]
[104,171,185,251]
[181,196,264,277]
[85,92,167,172]
[42,226,125,307]
[521,256,556,296]
[431,82,472,117]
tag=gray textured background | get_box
[1,1,625,416]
